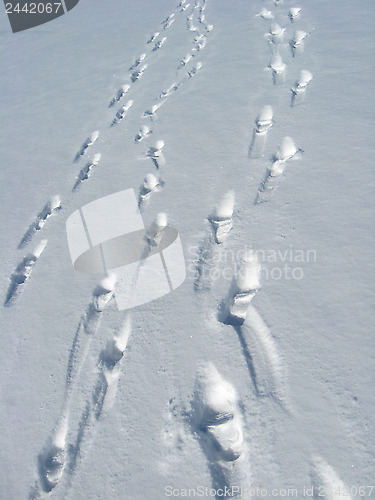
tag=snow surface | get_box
[0,0,374,499]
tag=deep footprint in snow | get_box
[291,70,313,107]
[289,7,302,23]
[209,190,235,244]
[152,37,167,52]
[4,240,47,306]
[249,105,274,158]
[138,173,164,209]
[220,251,261,325]
[265,23,286,47]
[290,30,309,57]
[73,130,99,163]
[134,125,152,143]
[18,195,61,249]
[195,191,235,291]
[93,316,131,419]
[39,416,68,493]
[192,363,250,496]
[147,32,160,44]
[129,53,146,71]
[72,153,101,191]
[256,136,303,203]
[108,84,130,108]
[111,100,133,126]
[130,64,148,83]
[268,53,286,85]
[146,139,166,169]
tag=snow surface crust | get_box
[0,0,374,499]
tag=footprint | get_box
[111,100,133,126]
[269,53,286,85]
[291,70,313,107]
[256,137,303,203]
[130,64,148,82]
[193,33,207,52]
[129,53,146,71]
[73,153,101,191]
[221,251,261,325]
[146,212,168,247]
[146,140,165,169]
[18,195,61,249]
[147,32,160,44]
[93,317,131,419]
[188,61,203,78]
[4,240,47,306]
[249,105,273,158]
[39,416,68,493]
[159,82,178,98]
[290,30,308,57]
[265,23,286,46]
[192,363,250,495]
[143,100,165,119]
[135,125,152,143]
[209,190,235,244]
[289,7,301,23]
[109,84,130,108]
[178,53,193,70]
[138,173,164,208]
[163,17,175,30]
[152,37,167,52]
[74,131,99,162]
[256,8,274,20]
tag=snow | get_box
[0,0,374,498]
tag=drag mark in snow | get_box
[65,277,115,395]
[4,240,47,307]
[37,278,116,493]
[18,195,61,249]
[63,317,131,493]
[311,456,353,500]
[241,305,287,405]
